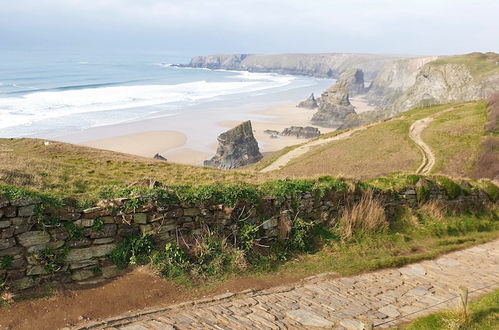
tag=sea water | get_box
[0,49,329,139]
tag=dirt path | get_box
[260,125,369,173]
[409,107,460,175]
[409,116,436,175]
[76,239,499,329]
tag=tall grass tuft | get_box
[339,189,388,240]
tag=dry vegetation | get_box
[1,99,496,200]
[276,118,421,179]
[0,138,274,198]
[339,189,388,240]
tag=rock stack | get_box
[204,121,263,169]
[311,81,356,128]
[297,93,318,109]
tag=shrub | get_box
[64,222,85,241]
[0,256,13,269]
[438,177,462,199]
[189,234,247,278]
[339,189,387,240]
[35,247,67,273]
[238,223,259,251]
[151,243,189,278]
[483,181,499,202]
[110,234,155,269]
[416,185,430,202]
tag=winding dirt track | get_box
[409,107,459,175]
[262,106,458,175]
[409,116,436,175]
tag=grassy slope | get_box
[403,289,499,330]
[274,103,469,179]
[0,138,271,199]
[0,100,493,199]
[264,101,491,180]
[422,102,487,177]
[431,52,499,79]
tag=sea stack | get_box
[204,120,263,169]
[297,93,318,109]
[311,81,356,128]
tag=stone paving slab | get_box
[75,240,499,329]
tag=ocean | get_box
[0,49,330,139]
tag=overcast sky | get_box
[1,0,498,56]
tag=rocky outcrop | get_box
[280,126,321,139]
[337,69,366,96]
[385,55,499,116]
[297,93,318,109]
[153,153,167,161]
[311,82,356,128]
[264,129,280,135]
[183,53,407,80]
[340,53,499,128]
[204,121,263,169]
[366,56,438,107]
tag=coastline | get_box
[67,85,374,166]
[81,131,187,159]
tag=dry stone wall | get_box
[0,184,493,293]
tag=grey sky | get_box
[1,0,498,55]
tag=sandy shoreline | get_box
[81,131,187,158]
[74,85,374,166]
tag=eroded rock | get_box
[311,81,356,128]
[204,121,263,169]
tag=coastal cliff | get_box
[385,53,499,115]
[342,52,499,128]
[185,53,405,79]
[366,56,438,107]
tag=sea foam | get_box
[0,71,295,134]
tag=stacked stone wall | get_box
[0,185,492,292]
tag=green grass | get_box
[422,102,488,177]
[402,289,499,330]
[244,143,303,171]
[431,52,499,79]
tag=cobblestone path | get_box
[76,240,498,329]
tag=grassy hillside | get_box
[1,100,495,200]
[422,102,488,177]
[431,52,499,79]
[0,139,271,199]
[272,102,488,179]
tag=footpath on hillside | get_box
[409,107,457,175]
[260,125,369,173]
[76,239,499,329]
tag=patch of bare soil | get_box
[0,267,302,330]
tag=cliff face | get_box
[385,53,499,116]
[366,56,438,107]
[204,121,263,169]
[337,69,366,96]
[186,53,406,80]
[311,81,356,128]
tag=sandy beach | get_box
[76,91,375,165]
[219,104,335,155]
[82,131,187,158]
